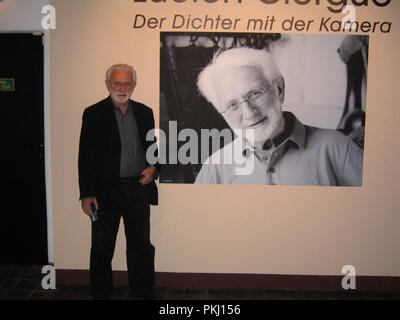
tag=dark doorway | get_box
[0,33,48,265]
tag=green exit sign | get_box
[0,78,15,91]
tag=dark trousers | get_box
[89,180,155,299]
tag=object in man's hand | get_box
[89,203,98,222]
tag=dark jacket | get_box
[78,96,159,205]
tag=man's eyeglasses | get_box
[221,84,272,114]
[109,81,133,90]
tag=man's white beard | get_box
[244,106,283,148]
[110,89,133,105]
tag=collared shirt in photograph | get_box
[194,112,363,186]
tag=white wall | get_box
[50,0,400,277]
[0,0,49,31]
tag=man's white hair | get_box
[197,47,282,107]
[106,63,137,83]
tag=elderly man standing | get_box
[78,64,159,300]
[195,47,363,186]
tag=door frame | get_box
[43,30,54,265]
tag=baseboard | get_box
[55,269,400,292]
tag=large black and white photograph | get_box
[159,32,367,186]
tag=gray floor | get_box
[1,265,399,300]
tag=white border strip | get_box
[43,29,54,264]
